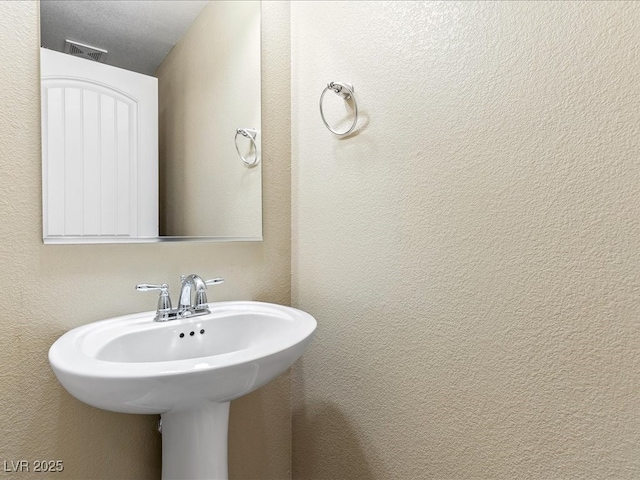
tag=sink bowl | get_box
[49,301,316,414]
[49,301,316,480]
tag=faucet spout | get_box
[178,274,207,314]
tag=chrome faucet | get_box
[178,274,224,315]
[136,274,224,322]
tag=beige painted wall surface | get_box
[156,1,262,238]
[292,1,640,479]
[0,2,290,479]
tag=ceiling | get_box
[40,0,209,76]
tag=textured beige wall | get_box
[291,1,640,479]
[0,1,290,479]
[156,1,262,238]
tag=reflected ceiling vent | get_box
[64,39,108,63]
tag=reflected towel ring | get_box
[234,128,260,167]
[319,81,358,137]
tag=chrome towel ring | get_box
[319,81,358,137]
[234,128,260,167]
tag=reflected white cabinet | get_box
[41,48,158,242]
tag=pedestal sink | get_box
[48,301,317,480]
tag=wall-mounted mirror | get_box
[40,0,262,244]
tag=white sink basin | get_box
[49,301,316,480]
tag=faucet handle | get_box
[194,278,225,308]
[136,283,168,292]
[136,283,173,321]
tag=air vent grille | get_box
[64,40,108,63]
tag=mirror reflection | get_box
[40,0,262,243]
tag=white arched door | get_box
[41,48,158,242]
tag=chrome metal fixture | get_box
[136,274,224,321]
[319,81,358,137]
[234,128,260,167]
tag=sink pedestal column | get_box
[161,401,230,480]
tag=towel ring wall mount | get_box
[234,128,260,167]
[319,81,359,137]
